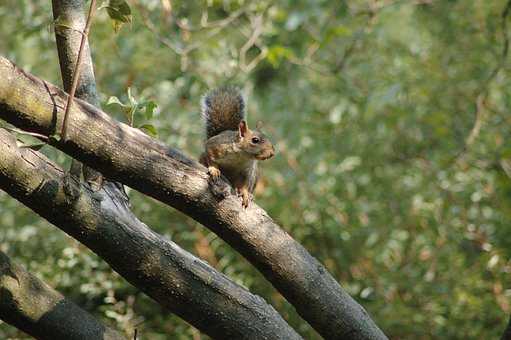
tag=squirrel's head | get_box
[238,120,275,160]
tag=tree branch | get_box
[0,248,125,340]
[47,4,296,337]
[52,0,111,192]
[0,56,387,339]
[52,0,101,107]
[56,0,97,140]
[0,128,301,339]
[457,0,511,161]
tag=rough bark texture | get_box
[47,3,298,338]
[52,0,100,106]
[0,249,125,340]
[0,56,388,340]
[0,128,302,340]
[51,0,117,190]
[48,3,297,338]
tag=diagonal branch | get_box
[0,249,126,340]
[0,128,301,339]
[46,4,297,337]
[0,56,387,340]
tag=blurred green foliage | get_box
[1,0,511,339]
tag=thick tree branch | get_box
[0,56,387,339]
[47,4,296,338]
[0,128,301,339]
[0,249,125,340]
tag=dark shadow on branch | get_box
[0,249,125,340]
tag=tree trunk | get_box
[51,0,122,193]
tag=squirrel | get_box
[199,86,275,208]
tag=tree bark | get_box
[51,0,119,192]
[0,56,387,340]
[52,0,100,107]
[0,128,302,339]
[43,3,299,338]
[0,249,125,340]
[13,1,295,335]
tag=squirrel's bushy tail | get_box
[201,86,245,139]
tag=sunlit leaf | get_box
[138,124,158,137]
[102,0,132,32]
[106,96,126,107]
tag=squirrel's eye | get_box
[251,137,260,144]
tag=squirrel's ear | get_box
[256,120,264,130]
[239,120,248,138]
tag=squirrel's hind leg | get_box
[236,186,252,209]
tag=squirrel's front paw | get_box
[208,166,221,180]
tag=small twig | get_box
[456,0,511,161]
[239,14,267,73]
[501,0,511,61]
[501,159,511,179]
[198,8,244,30]
[61,0,97,141]
[3,127,49,141]
[464,93,486,147]
[137,2,243,56]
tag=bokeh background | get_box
[1,0,511,339]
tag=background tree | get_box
[0,0,510,339]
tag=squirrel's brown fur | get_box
[199,86,274,208]
[201,86,245,139]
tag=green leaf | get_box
[106,90,158,127]
[106,96,127,107]
[105,0,132,22]
[143,101,158,120]
[138,124,158,137]
[267,46,294,67]
[103,0,132,32]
